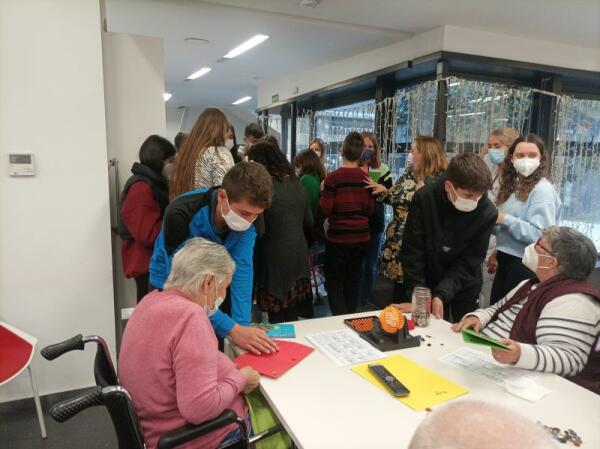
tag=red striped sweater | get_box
[319,167,374,243]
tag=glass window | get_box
[445,77,532,154]
[552,97,600,250]
[315,99,375,172]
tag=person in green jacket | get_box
[293,149,326,219]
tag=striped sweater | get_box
[320,167,374,243]
[193,146,235,189]
[469,280,600,377]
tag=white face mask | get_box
[162,162,174,180]
[406,152,414,167]
[450,183,480,213]
[522,243,555,272]
[295,167,302,177]
[513,158,540,177]
[225,139,235,151]
[204,279,224,317]
[220,192,253,232]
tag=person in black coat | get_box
[400,153,498,322]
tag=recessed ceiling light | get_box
[232,96,252,105]
[186,67,212,80]
[163,92,172,102]
[184,37,210,45]
[298,0,320,7]
[224,35,269,59]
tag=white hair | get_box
[163,237,235,297]
[408,400,555,449]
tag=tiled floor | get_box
[2,279,395,449]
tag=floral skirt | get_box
[255,277,312,314]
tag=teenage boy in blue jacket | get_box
[149,162,277,354]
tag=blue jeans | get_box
[358,231,384,308]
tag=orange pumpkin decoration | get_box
[379,306,405,335]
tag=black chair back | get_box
[102,387,146,449]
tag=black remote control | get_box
[368,364,410,397]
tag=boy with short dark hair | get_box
[401,153,498,321]
[320,132,374,315]
[149,162,278,354]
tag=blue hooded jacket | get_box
[149,188,256,337]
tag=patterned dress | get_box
[193,146,235,189]
[379,169,420,282]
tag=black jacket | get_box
[117,162,169,240]
[400,173,497,306]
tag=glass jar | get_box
[412,286,431,327]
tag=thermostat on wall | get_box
[8,153,35,176]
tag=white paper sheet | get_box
[439,347,539,387]
[305,329,384,367]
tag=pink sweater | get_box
[118,290,247,449]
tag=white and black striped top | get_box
[470,280,600,377]
[193,146,235,189]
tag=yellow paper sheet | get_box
[352,355,469,411]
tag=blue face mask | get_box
[361,149,374,162]
[488,149,506,165]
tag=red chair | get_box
[0,320,47,438]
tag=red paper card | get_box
[234,340,314,379]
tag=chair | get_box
[0,320,47,439]
[41,334,284,449]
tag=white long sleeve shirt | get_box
[468,280,600,377]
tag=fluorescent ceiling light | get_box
[232,96,252,105]
[224,35,269,59]
[163,92,172,102]
[186,67,211,80]
[449,82,460,87]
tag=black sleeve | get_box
[379,168,394,189]
[432,210,496,303]
[163,204,193,256]
[303,191,315,245]
[254,214,266,238]
[400,192,427,300]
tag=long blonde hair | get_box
[170,108,229,198]
[413,135,448,180]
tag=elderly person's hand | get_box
[230,324,279,355]
[451,315,481,333]
[240,366,260,395]
[492,339,521,365]
[486,250,498,274]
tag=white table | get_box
[247,312,600,449]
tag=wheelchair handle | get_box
[41,334,85,360]
[49,387,104,423]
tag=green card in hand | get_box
[461,328,512,351]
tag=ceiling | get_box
[106,0,600,111]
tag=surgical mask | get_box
[450,183,480,213]
[522,243,555,272]
[204,280,224,317]
[361,149,374,162]
[406,152,414,167]
[225,139,235,151]
[513,158,540,177]
[162,162,174,180]
[295,167,302,176]
[221,193,253,232]
[488,149,506,165]
[314,150,322,158]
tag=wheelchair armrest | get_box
[156,409,243,449]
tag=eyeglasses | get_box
[535,237,555,257]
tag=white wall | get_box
[0,0,116,402]
[258,25,600,109]
[167,106,255,144]
[102,32,166,310]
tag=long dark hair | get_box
[496,133,547,205]
[247,142,295,182]
[139,135,176,175]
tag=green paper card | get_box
[461,328,512,351]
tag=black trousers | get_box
[490,250,535,305]
[134,273,150,303]
[324,241,367,316]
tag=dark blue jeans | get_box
[358,231,384,308]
